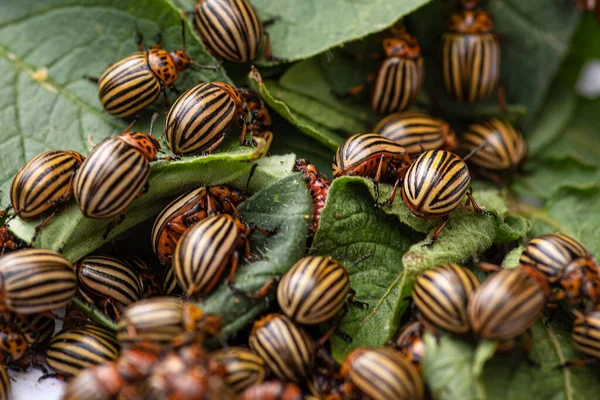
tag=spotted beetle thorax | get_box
[383,35,421,59]
[447,10,494,34]
[170,50,192,71]
[147,48,179,86]
[118,132,160,161]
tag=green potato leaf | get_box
[7,149,290,262]
[0,0,230,192]
[310,177,526,360]
[202,172,312,339]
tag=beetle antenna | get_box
[346,253,372,271]
[149,113,159,136]
[463,140,488,161]
[191,60,223,70]
[244,164,258,193]
[180,18,187,52]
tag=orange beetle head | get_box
[170,50,192,71]
[382,31,421,58]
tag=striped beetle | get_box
[399,150,490,243]
[0,249,76,316]
[374,111,457,155]
[442,0,500,103]
[413,264,480,334]
[394,322,426,373]
[173,214,273,299]
[92,20,220,118]
[212,347,266,393]
[241,381,303,400]
[152,185,245,266]
[468,267,546,342]
[333,133,411,203]
[62,361,124,400]
[73,116,160,236]
[0,365,8,400]
[147,344,234,399]
[293,159,330,237]
[461,118,526,178]
[119,253,163,298]
[194,0,276,63]
[371,28,424,115]
[9,150,84,240]
[164,81,251,155]
[0,312,54,366]
[161,266,181,296]
[277,256,365,345]
[117,297,221,346]
[46,325,119,378]
[519,234,600,306]
[339,347,423,400]
[238,87,274,157]
[75,255,143,319]
[566,309,600,366]
[249,313,315,383]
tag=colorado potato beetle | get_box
[212,347,266,393]
[194,0,276,63]
[93,20,220,118]
[461,118,526,179]
[400,150,489,242]
[374,111,457,155]
[0,312,54,365]
[9,150,85,240]
[173,214,272,299]
[46,325,119,378]
[76,255,143,319]
[0,249,76,316]
[163,81,251,155]
[570,309,600,365]
[151,185,245,266]
[238,87,274,156]
[370,28,424,114]
[277,256,353,326]
[442,0,500,103]
[147,344,234,399]
[333,133,411,203]
[161,266,181,296]
[249,313,315,383]
[519,234,600,306]
[241,381,303,400]
[0,228,18,254]
[468,267,546,342]
[339,347,423,400]
[394,322,425,372]
[413,264,480,334]
[73,117,160,235]
[116,297,221,346]
[62,361,124,400]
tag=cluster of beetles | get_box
[0,0,598,399]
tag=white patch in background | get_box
[10,369,65,399]
[577,60,600,98]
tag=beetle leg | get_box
[477,262,502,272]
[556,358,597,369]
[466,187,494,217]
[378,178,400,207]
[315,306,349,348]
[103,213,127,239]
[422,217,449,247]
[202,135,226,155]
[497,85,507,114]
[135,30,146,51]
[83,75,99,84]
[30,208,60,244]
[346,289,369,309]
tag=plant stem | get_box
[70,297,118,331]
